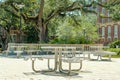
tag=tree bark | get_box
[0,32,9,50]
[37,22,48,43]
[37,0,46,43]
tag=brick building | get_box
[97,0,120,45]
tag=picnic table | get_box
[24,46,83,75]
[92,51,116,61]
[3,46,27,58]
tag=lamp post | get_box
[17,4,24,43]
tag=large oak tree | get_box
[1,0,120,43]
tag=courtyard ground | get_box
[0,55,120,80]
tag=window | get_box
[102,8,106,23]
[102,27,105,38]
[108,10,111,22]
[108,26,111,38]
[102,8,106,15]
[114,25,118,38]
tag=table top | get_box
[41,46,76,49]
[26,55,55,59]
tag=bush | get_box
[109,40,120,48]
[104,48,120,55]
[49,38,60,44]
[49,37,92,44]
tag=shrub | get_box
[104,48,120,55]
[109,40,120,48]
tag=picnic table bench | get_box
[93,51,116,61]
[2,43,116,61]
[3,46,27,57]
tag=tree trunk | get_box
[0,28,9,50]
[38,23,48,43]
[0,35,9,50]
[37,0,45,43]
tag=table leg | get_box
[17,53,21,58]
[32,59,40,72]
[71,60,82,71]
[108,54,111,61]
[47,59,55,71]
[54,48,59,71]
[68,62,71,75]
[88,54,91,60]
[83,54,85,60]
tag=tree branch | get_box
[44,2,81,24]
[21,13,38,22]
[109,0,120,6]
[4,8,19,18]
[38,0,44,21]
[82,8,97,14]
[10,3,19,12]
[44,10,58,24]
[71,16,80,25]
[0,18,8,23]
[83,1,94,7]
[99,14,112,18]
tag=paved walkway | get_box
[0,56,120,80]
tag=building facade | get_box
[97,0,120,45]
[97,22,120,45]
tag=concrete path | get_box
[0,56,120,80]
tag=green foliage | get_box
[2,0,116,43]
[25,24,39,43]
[108,4,120,21]
[0,0,39,43]
[49,13,98,44]
[104,48,120,56]
[109,40,120,48]
[0,0,19,28]
[44,0,72,18]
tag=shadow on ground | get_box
[23,70,92,78]
[90,59,114,62]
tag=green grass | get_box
[104,55,120,58]
[103,48,120,58]
[111,55,120,58]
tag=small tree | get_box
[54,14,98,44]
